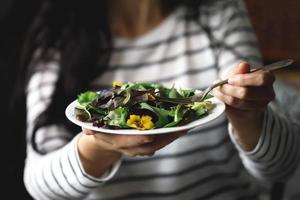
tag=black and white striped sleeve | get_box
[228,107,300,182]
[209,0,300,182]
[23,60,121,200]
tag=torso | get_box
[86,5,261,200]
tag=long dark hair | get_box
[18,0,205,154]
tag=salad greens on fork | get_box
[74,81,214,130]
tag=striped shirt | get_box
[271,80,300,200]
[23,0,300,200]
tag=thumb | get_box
[228,62,251,76]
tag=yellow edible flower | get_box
[112,81,123,88]
[127,114,154,130]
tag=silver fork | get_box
[157,59,294,104]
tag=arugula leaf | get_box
[174,104,185,122]
[164,104,187,127]
[163,120,178,128]
[104,107,129,128]
[77,91,99,107]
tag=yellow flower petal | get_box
[112,81,123,88]
[127,115,140,124]
[127,114,154,130]
[141,115,154,130]
[127,115,141,129]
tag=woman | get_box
[21,0,299,199]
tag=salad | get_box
[74,81,214,130]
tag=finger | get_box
[217,84,275,101]
[228,71,275,87]
[94,133,155,149]
[82,128,96,135]
[151,131,186,148]
[213,88,269,110]
[121,131,186,157]
[120,149,156,157]
[228,62,251,76]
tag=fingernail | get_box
[240,62,251,69]
[143,139,153,143]
[143,136,154,143]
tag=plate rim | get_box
[65,97,225,135]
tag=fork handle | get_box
[210,79,229,90]
[210,59,294,90]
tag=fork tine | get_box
[199,90,210,102]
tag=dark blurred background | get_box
[0,0,299,199]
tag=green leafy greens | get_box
[74,82,214,130]
[77,91,99,107]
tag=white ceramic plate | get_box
[65,97,225,135]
